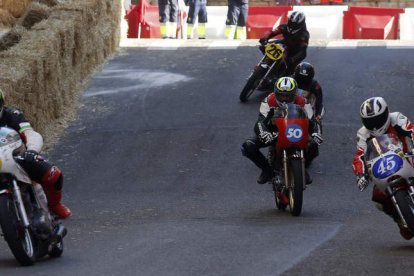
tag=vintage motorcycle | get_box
[239,40,287,103]
[268,103,309,216]
[365,133,414,234]
[0,127,67,266]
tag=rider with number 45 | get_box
[242,77,323,186]
[353,97,414,240]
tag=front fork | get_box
[12,179,30,228]
[282,150,305,189]
[387,185,414,228]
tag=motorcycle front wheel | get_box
[394,190,414,233]
[0,194,36,266]
[239,66,267,102]
[288,159,304,216]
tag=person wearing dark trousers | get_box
[225,0,248,40]
[159,0,179,38]
[186,0,207,39]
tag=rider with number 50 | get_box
[241,77,323,185]
[353,97,414,240]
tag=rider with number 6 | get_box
[353,97,414,240]
[0,88,71,220]
[241,77,323,185]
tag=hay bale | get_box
[0,0,32,18]
[35,0,60,7]
[0,9,16,27]
[0,26,25,51]
[18,2,50,29]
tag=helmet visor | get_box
[361,108,389,131]
[276,92,295,103]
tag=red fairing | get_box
[275,117,309,151]
[352,147,365,176]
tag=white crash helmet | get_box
[360,97,390,136]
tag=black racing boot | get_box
[257,169,273,184]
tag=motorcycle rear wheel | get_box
[394,190,414,234]
[0,194,36,266]
[239,66,267,102]
[288,159,304,216]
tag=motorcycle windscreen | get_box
[275,118,309,151]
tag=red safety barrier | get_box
[124,4,141,38]
[246,6,292,39]
[124,0,187,39]
[343,6,404,39]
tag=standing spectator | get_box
[159,0,179,38]
[186,0,208,39]
[224,0,248,40]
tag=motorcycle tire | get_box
[394,190,414,234]
[239,66,267,102]
[288,159,304,217]
[0,194,36,266]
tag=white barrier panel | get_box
[400,8,414,40]
[292,5,348,39]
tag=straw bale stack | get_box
[0,0,121,145]
[35,0,60,7]
[0,0,32,18]
[18,2,51,29]
[0,8,16,27]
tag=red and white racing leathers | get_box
[352,112,414,176]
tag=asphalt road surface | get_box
[1,40,414,275]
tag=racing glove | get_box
[259,131,278,145]
[23,150,39,162]
[357,174,369,191]
[259,37,268,46]
[311,133,323,145]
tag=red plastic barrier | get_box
[124,5,140,38]
[246,6,292,39]
[140,4,161,38]
[343,6,404,39]
[124,0,187,39]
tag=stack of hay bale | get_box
[0,0,121,145]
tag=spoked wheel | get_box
[287,159,304,216]
[0,195,36,266]
[239,66,267,102]
[394,190,414,234]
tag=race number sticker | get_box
[372,154,403,179]
[285,124,303,142]
[265,43,284,61]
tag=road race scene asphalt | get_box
[1,41,414,275]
